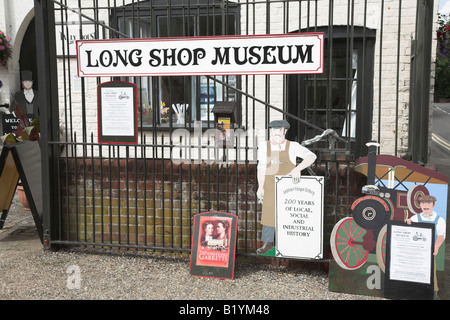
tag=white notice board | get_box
[275,175,324,259]
[389,223,433,284]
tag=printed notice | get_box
[275,176,324,259]
[101,87,135,137]
[389,224,433,284]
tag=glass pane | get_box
[158,16,195,37]
[156,16,194,126]
[118,17,154,127]
[304,48,358,139]
[198,14,236,36]
[159,76,191,126]
[200,76,217,122]
[117,7,238,127]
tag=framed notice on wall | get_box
[190,211,238,279]
[384,220,435,300]
[97,81,138,144]
[275,175,324,260]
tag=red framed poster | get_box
[190,211,238,279]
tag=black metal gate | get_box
[33,0,435,257]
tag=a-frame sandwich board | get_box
[0,141,43,243]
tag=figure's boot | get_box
[256,242,273,254]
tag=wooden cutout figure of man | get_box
[256,120,317,254]
[405,195,446,294]
[10,70,39,117]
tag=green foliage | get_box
[436,13,450,99]
[435,58,450,99]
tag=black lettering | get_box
[292,44,314,63]
[192,48,206,65]
[177,48,192,66]
[233,47,248,65]
[113,50,128,67]
[277,45,293,64]
[100,50,113,67]
[211,47,230,65]
[162,48,177,66]
[149,49,161,67]
[262,46,276,64]
[86,50,99,67]
[248,46,262,64]
[129,49,142,66]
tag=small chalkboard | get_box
[190,211,238,279]
[97,81,138,144]
[2,113,35,135]
[0,141,43,243]
[384,220,435,300]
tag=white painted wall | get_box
[0,0,440,159]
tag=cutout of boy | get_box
[405,195,446,293]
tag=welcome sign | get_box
[76,33,324,77]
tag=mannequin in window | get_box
[10,70,39,118]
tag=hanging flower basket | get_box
[0,30,12,68]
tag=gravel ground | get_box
[1,195,385,302]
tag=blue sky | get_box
[441,0,450,16]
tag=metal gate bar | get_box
[33,0,434,257]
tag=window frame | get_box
[287,26,376,158]
[110,0,241,131]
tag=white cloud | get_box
[441,1,450,16]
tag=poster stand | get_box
[0,141,43,243]
[384,220,435,300]
[190,211,238,279]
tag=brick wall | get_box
[60,157,259,253]
[59,157,367,254]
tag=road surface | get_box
[431,103,450,174]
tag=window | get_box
[112,0,240,129]
[287,26,375,157]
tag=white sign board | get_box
[100,87,135,137]
[76,33,324,77]
[275,176,324,259]
[97,81,138,144]
[389,224,433,284]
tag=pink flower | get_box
[0,45,5,51]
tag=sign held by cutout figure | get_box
[275,175,324,259]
